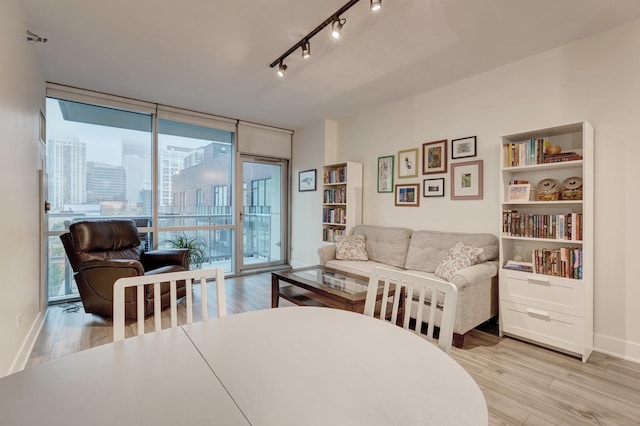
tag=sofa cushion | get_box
[435,242,484,281]
[352,225,413,268]
[404,230,498,272]
[335,235,368,261]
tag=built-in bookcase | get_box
[321,162,362,243]
[498,121,593,362]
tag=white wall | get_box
[0,0,46,375]
[291,20,640,361]
[290,121,325,267]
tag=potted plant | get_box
[163,233,207,269]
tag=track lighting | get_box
[276,62,287,78]
[331,18,346,39]
[269,0,382,77]
[27,30,48,43]
[301,40,311,59]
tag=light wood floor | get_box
[27,273,640,426]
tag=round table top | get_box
[183,306,488,425]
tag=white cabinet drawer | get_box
[500,301,584,355]
[499,269,584,316]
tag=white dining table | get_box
[0,307,487,425]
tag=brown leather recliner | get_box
[60,219,190,319]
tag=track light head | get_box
[370,0,382,12]
[301,40,311,59]
[26,30,48,43]
[276,62,287,78]
[331,18,345,39]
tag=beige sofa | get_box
[317,225,499,347]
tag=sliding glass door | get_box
[238,156,288,272]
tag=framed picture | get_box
[507,183,531,202]
[451,160,483,200]
[298,169,316,192]
[451,136,477,159]
[423,178,445,197]
[397,148,419,179]
[395,183,420,206]
[377,155,394,193]
[422,140,447,174]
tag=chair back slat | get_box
[113,268,227,341]
[363,267,458,354]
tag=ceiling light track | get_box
[27,30,48,43]
[269,0,381,77]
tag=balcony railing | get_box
[47,209,273,302]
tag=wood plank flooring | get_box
[27,273,640,426]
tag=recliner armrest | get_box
[141,249,189,271]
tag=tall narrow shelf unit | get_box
[499,121,594,362]
[321,162,363,243]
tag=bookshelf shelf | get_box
[321,162,362,243]
[498,121,593,362]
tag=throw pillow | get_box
[435,241,484,281]
[335,235,368,261]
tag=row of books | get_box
[502,210,583,241]
[533,247,583,279]
[322,208,346,225]
[323,167,346,184]
[503,139,583,167]
[323,188,347,204]
[503,138,548,167]
[322,227,345,242]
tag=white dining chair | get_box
[113,268,226,342]
[363,267,458,354]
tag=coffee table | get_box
[272,266,404,320]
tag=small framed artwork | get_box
[377,155,394,193]
[423,178,445,197]
[451,160,483,200]
[451,136,477,159]
[395,183,420,207]
[422,140,447,174]
[507,183,531,202]
[397,148,419,179]
[298,169,316,192]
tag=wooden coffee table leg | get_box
[271,274,280,308]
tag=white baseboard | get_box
[8,309,47,375]
[594,333,640,364]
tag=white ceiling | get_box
[21,0,640,130]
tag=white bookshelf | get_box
[498,121,594,362]
[321,162,362,243]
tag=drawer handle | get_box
[526,307,550,319]
[526,275,550,284]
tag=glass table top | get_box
[289,269,369,295]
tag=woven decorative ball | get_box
[561,176,583,200]
[536,178,560,201]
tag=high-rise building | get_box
[158,145,192,210]
[46,137,86,209]
[86,161,126,203]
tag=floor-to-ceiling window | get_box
[155,115,236,273]
[44,86,291,304]
[45,97,153,302]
